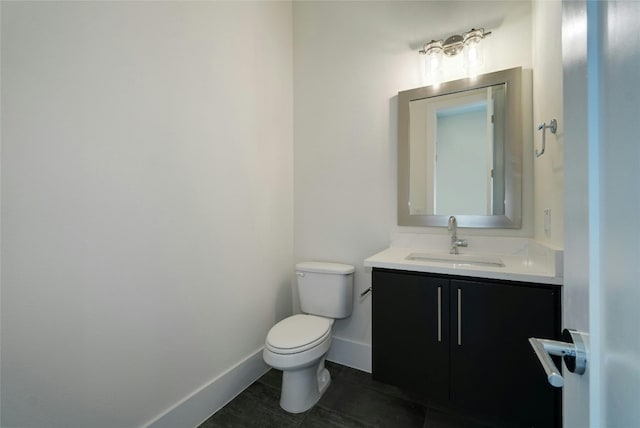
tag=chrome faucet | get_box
[448,216,468,254]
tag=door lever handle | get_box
[529,329,587,388]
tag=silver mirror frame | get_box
[398,67,523,228]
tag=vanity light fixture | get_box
[419,28,492,81]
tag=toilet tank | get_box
[296,261,355,319]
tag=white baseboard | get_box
[142,347,269,428]
[326,336,372,373]
[142,338,370,428]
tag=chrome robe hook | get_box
[535,118,557,158]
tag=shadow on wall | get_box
[274,277,295,322]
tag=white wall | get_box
[1,2,293,427]
[532,0,564,247]
[293,1,533,369]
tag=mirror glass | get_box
[398,67,523,228]
[409,84,506,216]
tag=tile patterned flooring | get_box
[199,361,492,428]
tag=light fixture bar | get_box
[419,28,491,57]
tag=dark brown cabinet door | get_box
[372,269,450,401]
[450,279,561,427]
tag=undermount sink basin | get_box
[405,252,505,268]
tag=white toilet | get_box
[263,261,354,413]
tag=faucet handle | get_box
[456,239,468,247]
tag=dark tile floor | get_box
[199,361,492,428]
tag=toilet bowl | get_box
[263,314,334,413]
[263,261,354,413]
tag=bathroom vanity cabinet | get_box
[372,268,561,428]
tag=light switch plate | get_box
[544,209,552,235]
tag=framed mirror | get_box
[398,67,523,228]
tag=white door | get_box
[563,1,640,427]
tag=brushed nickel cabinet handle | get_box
[457,288,462,346]
[437,286,442,342]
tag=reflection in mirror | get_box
[409,84,506,216]
[398,67,523,228]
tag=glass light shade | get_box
[463,36,484,75]
[424,48,443,84]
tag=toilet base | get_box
[280,357,331,413]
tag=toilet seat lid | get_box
[266,314,333,354]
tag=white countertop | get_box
[364,239,563,285]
